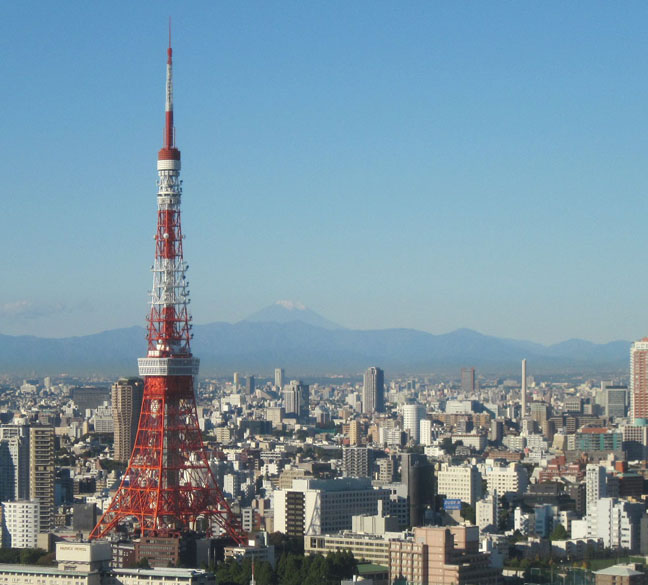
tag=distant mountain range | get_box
[0,302,631,377]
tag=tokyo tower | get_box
[90,35,245,543]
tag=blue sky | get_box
[2,2,648,344]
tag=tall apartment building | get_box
[1,500,40,548]
[348,420,363,446]
[29,426,54,532]
[460,367,476,394]
[274,368,284,389]
[403,404,426,443]
[362,367,385,414]
[112,377,144,464]
[342,447,371,478]
[630,338,648,420]
[437,463,482,507]
[586,463,608,537]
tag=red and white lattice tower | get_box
[90,35,244,543]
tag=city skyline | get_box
[4,2,648,344]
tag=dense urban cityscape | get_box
[4,4,648,585]
[1,358,648,585]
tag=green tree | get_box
[550,523,568,541]
[460,503,476,524]
[19,548,46,565]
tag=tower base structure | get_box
[90,374,244,543]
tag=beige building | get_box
[306,525,502,585]
[112,378,144,463]
[436,463,482,507]
[306,532,391,567]
[349,420,363,446]
[595,565,647,585]
[391,526,501,585]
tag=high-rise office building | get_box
[0,439,24,503]
[631,339,648,420]
[246,375,255,395]
[605,386,628,419]
[363,367,385,414]
[71,386,110,413]
[0,425,30,501]
[233,372,240,389]
[437,463,482,507]
[112,378,144,464]
[274,368,285,389]
[460,368,475,394]
[29,426,54,532]
[403,404,426,443]
[401,453,435,527]
[283,380,310,421]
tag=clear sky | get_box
[2,1,648,344]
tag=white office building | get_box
[437,464,482,507]
[419,419,441,447]
[483,462,528,497]
[274,478,389,536]
[476,493,499,530]
[402,404,426,442]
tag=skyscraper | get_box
[362,367,385,414]
[630,338,648,420]
[274,368,285,389]
[29,426,54,532]
[112,378,144,464]
[605,386,628,419]
[283,380,310,421]
[461,368,476,394]
[0,425,30,501]
[521,359,527,417]
[246,375,255,395]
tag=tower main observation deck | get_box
[90,38,244,543]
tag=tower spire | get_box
[162,18,177,156]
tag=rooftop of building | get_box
[0,564,96,576]
[594,565,644,577]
